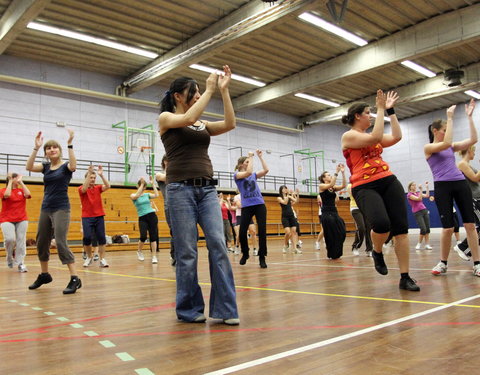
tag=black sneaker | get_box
[28,273,53,290]
[63,277,82,294]
[372,251,388,275]
[399,276,420,291]
[259,256,267,269]
[239,254,249,265]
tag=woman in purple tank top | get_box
[424,99,480,277]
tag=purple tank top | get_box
[427,147,464,182]
[234,172,265,207]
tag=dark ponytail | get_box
[428,119,445,143]
[341,102,369,126]
[160,77,198,113]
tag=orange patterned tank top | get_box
[343,144,392,188]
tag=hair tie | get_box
[164,90,171,97]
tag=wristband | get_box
[386,108,395,116]
[33,148,39,151]
[67,144,73,149]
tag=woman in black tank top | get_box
[277,185,300,254]
[318,164,346,260]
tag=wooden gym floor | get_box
[1,234,479,375]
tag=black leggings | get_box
[352,175,408,236]
[138,212,159,243]
[240,204,267,257]
[434,180,475,228]
[351,208,373,251]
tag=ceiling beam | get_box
[302,62,480,125]
[0,0,51,54]
[123,0,318,93]
[233,3,480,111]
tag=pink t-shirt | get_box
[407,192,426,213]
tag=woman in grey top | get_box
[454,145,480,261]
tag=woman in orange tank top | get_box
[341,90,419,292]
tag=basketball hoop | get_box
[140,146,152,153]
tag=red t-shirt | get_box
[0,188,30,223]
[343,143,392,188]
[78,185,105,218]
[221,202,229,220]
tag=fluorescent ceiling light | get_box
[298,12,368,47]
[189,64,265,87]
[401,60,436,78]
[27,22,158,59]
[465,90,480,99]
[295,93,340,107]
[371,113,390,122]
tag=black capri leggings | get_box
[434,180,475,228]
[138,212,159,243]
[352,175,408,236]
[413,209,431,235]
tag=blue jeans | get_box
[167,183,238,322]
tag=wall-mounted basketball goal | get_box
[112,121,156,186]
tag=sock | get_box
[400,273,409,279]
[441,260,448,266]
[474,261,480,266]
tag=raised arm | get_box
[235,152,254,180]
[26,132,44,172]
[17,175,31,198]
[66,128,76,172]
[458,160,480,182]
[424,105,455,156]
[319,164,341,192]
[380,91,402,148]
[255,149,269,179]
[333,164,347,191]
[97,165,110,192]
[421,182,430,198]
[453,99,477,152]
[130,178,146,201]
[81,165,94,193]
[3,174,13,198]
[159,73,217,134]
[207,65,236,136]
[148,175,159,199]
[155,171,166,182]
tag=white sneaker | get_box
[282,246,289,254]
[415,243,421,250]
[454,245,471,261]
[457,241,462,245]
[473,264,480,277]
[137,250,144,261]
[152,256,158,264]
[315,241,320,250]
[298,240,303,248]
[83,257,93,267]
[366,251,372,257]
[253,248,258,256]
[352,248,360,256]
[424,244,433,250]
[432,261,447,275]
[234,247,240,255]
[18,264,28,272]
[100,258,109,268]
[288,240,292,246]
[294,248,302,254]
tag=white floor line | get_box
[204,294,480,375]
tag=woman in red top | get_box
[341,90,419,291]
[0,173,31,272]
[218,193,233,251]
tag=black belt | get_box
[182,178,218,187]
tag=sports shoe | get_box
[152,256,158,264]
[83,257,93,267]
[227,247,234,253]
[100,258,109,268]
[234,247,240,255]
[282,246,289,254]
[424,244,433,250]
[7,253,14,268]
[315,241,320,250]
[431,261,447,275]
[399,276,420,291]
[253,248,258,256]
[137,250,145,261]
[82,251,87,260]
[18,264,28,273]
[239,254,249,265]
[473,264,480,277]
[294,248,302,254]
[372,251,388,275]
[28,273,53,289]
[63,277,82,294]
[170,257,176,266]
[366,250,372,257]
[193,314,206,323]
[223,318,240,325]
[352,248,360,256]
[7,261,13,268]
[93,253,99,261]
[415,243,421,250]
[259,256,267,268]
[454,245,471,261]
[298,240,303,248]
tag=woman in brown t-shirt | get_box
[158,66,239,325]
